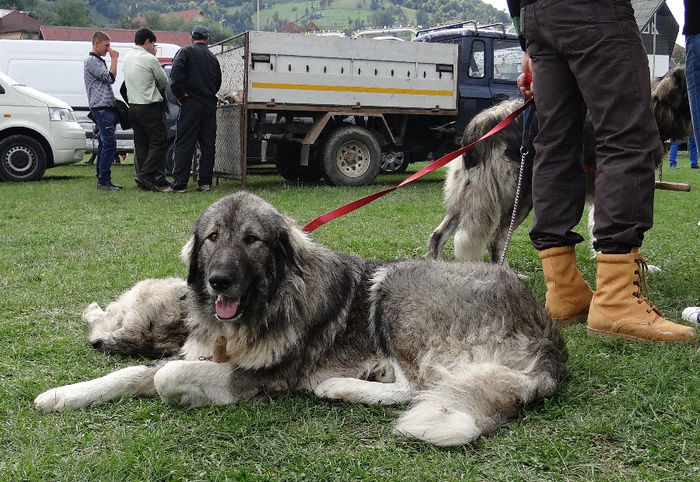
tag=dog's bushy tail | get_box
[393,362,555,446]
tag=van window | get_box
[468,40,485,79]
[493,40,523,82]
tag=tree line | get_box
[0,0,509,41]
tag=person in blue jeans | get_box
[84,31,122,190]
[685,1,700,170]
[668,136,699,169]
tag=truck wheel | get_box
[322,126,381,186]
[275,141,322,181]
[380,151,409,174]
[0,135,48,182]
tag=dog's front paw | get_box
[34,386,87,412]
[314,378,355,402]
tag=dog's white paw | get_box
[314,378,354,402]
[34,386,89,412]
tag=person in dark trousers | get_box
[685,0,700,169]
[164,25,222,193]
[84,31,122,190]
[506,0,696,342]
[123,28,170,191]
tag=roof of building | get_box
[0,9,42,34]
[39,26,193,47]
[304,21,319,32]
[279,21,304,33]
[631,0,679,57]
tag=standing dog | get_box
[35,192,567,447]
[426,67,692,262]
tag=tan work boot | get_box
[587,249,697,342]
[539,246,594,324]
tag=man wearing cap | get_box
[123,27,170,191]
[164,25,222,193]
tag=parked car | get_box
[0,71,85,181]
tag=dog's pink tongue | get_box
[215,295,240,319]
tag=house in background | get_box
[40,26,192,47]
[632,0,678,77]
[0,9,42,39]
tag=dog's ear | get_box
[184,235,202,285]
[180,236,194,269]
[275,228,304,278]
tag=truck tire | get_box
[0,134,48,182]
[380,151,409,174]
[275,141,322,182]
[321,126,381,186]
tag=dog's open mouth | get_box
[215,295,241,320]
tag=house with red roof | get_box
[0,9,42,39]
[39,26,193,47]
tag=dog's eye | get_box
[244,234,259,245]
[207,232,218,242]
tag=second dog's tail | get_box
[393,362,556,446]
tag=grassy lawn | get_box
[1,156,698,480]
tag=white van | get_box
[0,39,181,154]
[0,70,85,181]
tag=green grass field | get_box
[1,156,698,480]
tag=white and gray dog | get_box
[35,191,567,447]
[426,67,692,262]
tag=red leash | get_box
[302,97,534,233]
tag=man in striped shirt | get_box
[84,31,122,190]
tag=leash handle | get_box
[303,98,534,233]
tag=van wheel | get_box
[322,126,381,186]
[0,135,48,182]
[275,141,322,181]
[380,151,409,174]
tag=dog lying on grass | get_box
[35,191,567,447]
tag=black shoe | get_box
[97,183,122,190]
[692,165,699,169]
[154,178,171,188]
[135,178,159,192]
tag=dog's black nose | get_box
[209,270,234,292]
[90,340,103,350]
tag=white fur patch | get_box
[154,360,237,407]
[314,360,412,405]
[394,403,480,446]
[34,365,158,412]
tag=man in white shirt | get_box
[123,28,170,191]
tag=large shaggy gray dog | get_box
[35,191,567,446]
[426,67,692,262]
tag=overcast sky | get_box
[482,0,686,46]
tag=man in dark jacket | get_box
[164,25,222,193]
[506,0,696,343]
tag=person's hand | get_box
[108,48,119,61]
[176,93,189,106]
[517,52,534,99]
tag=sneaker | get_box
[154,178,171,188]
[691,165,699,169]
[196,184,211,192]
[669,165,680,169]
[162,186,187,194]
[97,183,122,190]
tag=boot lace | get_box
[633,255,661,315]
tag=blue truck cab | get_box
[414,21,524,144]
